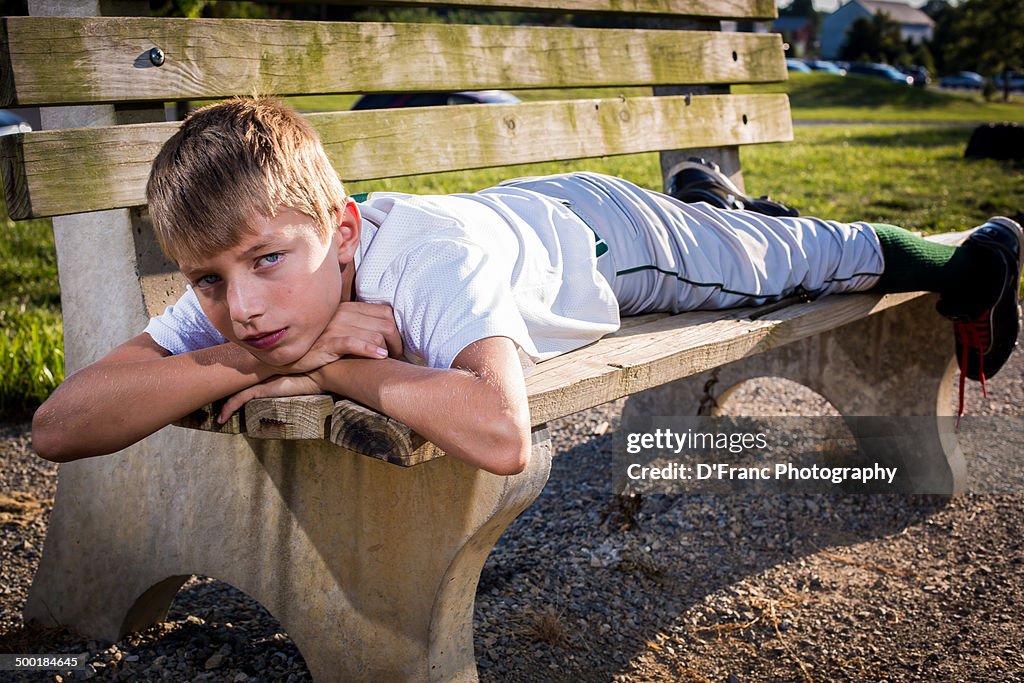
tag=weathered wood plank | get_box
[0,132,29,220]
[329,401,441,466]
[178,293,927,459]
[180,289,959,462]
[326,93,793,180]
[0,18,785,106]
[3,93,791,219]
[175,401,244,434]
[281,0,777,20]
[245,394,334,440]
[177,233,970,460]
[524,291,936,424]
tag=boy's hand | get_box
[280,301,403,374]
[218,373,322,424]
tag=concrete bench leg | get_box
[622,295,966,494]
[26,428,552,682]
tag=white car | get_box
[0,110,32,136]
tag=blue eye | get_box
[259,253,283,267]
[195,274,221,288]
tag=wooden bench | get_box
[1,1,965,680]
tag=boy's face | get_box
[179,204,360,367]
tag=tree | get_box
[943,0,1024,101]
[839,11,908,65]
[779,0,816,17]
[920,0,953,21]
[911,41,936,77]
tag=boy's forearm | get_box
[33,342,276,462]
[311,357,531,474]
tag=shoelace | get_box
[954,311,991,426]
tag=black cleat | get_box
[936,217,1024,416]
[667,157,800,217]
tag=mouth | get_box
[242,328,287,350]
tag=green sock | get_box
[870,223,1001,310]
[871,223,957,293]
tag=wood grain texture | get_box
[174,402,244,434]
[278,0,777,20]
[3,93,791,219]
[0,18,785,106]
[181,287,962,464]
[524,291,934,424]
[330,401,441,466]
[0,133,30,220]
[244,395,334,440]
[177,232,972,459]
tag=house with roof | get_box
[820,0,935,60]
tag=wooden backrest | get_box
[1,1,791,221]
[0,0,795,458]
[3,0,790,352]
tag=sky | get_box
[791,0,926,13]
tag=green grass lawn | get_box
[289,73,1024,124]
[0,201,62,418]
[349,123,1021,234]
[738,72,1024,123]
[2,87,1022,418]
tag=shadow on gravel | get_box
[474,431,953,682]
[0,577,314,682]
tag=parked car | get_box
[785,59,812,73]
[804,59,846,76]
[845,62,913,86]
[993,71,1024,91]
[0,110,32,136]
[939,71,985,89]
[900,66,930,88]
[351,90,521,110]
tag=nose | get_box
[227,279,264,325]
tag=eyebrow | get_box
[180,239,281,278]
[180,265,209,281]
[239,240,277,258]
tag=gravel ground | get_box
[1,329,1023,682]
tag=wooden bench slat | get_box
[283,0,777,20]
[190,260,963,466]
[2,93,792,219]
[526,291,928,423]
[175,235,969,463]
[526,232,968,424]
[0,18,785,106]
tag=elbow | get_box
[31,405,80,463]
[486,444,530,476]
[479,414,532,476]
[31,409,65,463]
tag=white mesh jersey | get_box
[144,173,885,369]
[143,186,622,369]
[354,189,620,369]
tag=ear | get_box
[333,199,362,264]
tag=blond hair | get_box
[146,97,346,265]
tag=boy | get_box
[31,97,1023,475]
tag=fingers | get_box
[219,387,255,424]
[331,302,404,358]
[378,316,404,358]
[336,336,390,360]
[217,374,323,423]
